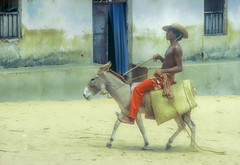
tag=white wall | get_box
[130,0,240,63]
[0,0,93,68]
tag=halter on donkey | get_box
[83,61,196,150]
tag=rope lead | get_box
[123,58,153,76]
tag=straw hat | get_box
[162,23,188,38]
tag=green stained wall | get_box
[129,0,240,95]
[0,63,101,102]
[130,0,240,63]
[0,0,239,101]
[0,0,93,68]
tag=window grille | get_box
[204,0,226,35]
[204,11,224,35]
[0,0,21,39]
[93,0,127,4]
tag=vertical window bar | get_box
[3,15,7,37]
[16,13,18,37]
[216,13,219,33]
[212,14,216,34]
[204,14,206,34]
[12,14,16,37]
[12,13,14,36]
[8,14,9,37]
[220,13,223,33]
[0,15,2,37]
[210,14,212,34]
[205,14,208,34]
[205,14,207,34]
[208,14,211,34]
[206,14,208,34]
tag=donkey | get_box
[83,62,196,150]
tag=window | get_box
[93,0,127,3]
[204,0,227,35]
[0,0,21,39]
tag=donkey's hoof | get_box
[166,144,171,150]
[141,146,148,150]
[106,143,112,148]
[141,142,149,150]
[189,145,198,152]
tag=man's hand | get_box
[153,54,164,63]
[153,54,161,61]
[154,69,163,77]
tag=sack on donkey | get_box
[150,80,197,125]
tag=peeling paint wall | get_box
[130,0,240,63]
[0,0,93,68]
[0,0,239,99]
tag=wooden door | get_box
[92,4,108,64]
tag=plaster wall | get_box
[0,0,93,68]
[130,0,240,63]
[148,61,240,95]
[0,64,101,102]
[1,60,238,103]
[0,0,239,102]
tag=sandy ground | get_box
[0,96,240,165]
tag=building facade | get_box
[0,0,239,101]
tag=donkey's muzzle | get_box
[83,87,92,100]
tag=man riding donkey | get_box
[118,23,188,125]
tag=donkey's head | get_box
[83,62,112,100]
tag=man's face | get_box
[166,29,176,40]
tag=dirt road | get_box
[0,96,240,165]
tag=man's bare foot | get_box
[118,116,134,125]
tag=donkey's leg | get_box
[166,116,185,150]
[183,112,196,147]
[136,112,149,150]
[106,119,121,148]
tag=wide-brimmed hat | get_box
[162,23,188,38]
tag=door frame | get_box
[92,0,131,67]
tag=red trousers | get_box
[128,78,154,119]
[128,75,174,119]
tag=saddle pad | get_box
[150,80,197,125]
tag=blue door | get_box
[92,1,129,74]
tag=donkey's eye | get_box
[91,78,95,81]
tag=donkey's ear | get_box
[98,61,112,74]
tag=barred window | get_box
[204,0,227,35]
[0,0,21,39]
[93,0,127,3]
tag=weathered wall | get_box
[0,0,239,102]
[148,61,240,95]
[0,64,101,102]
[128,0,240,95]
[0,59,238,103]
[0,0,93,68]
[130,0,240,63]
